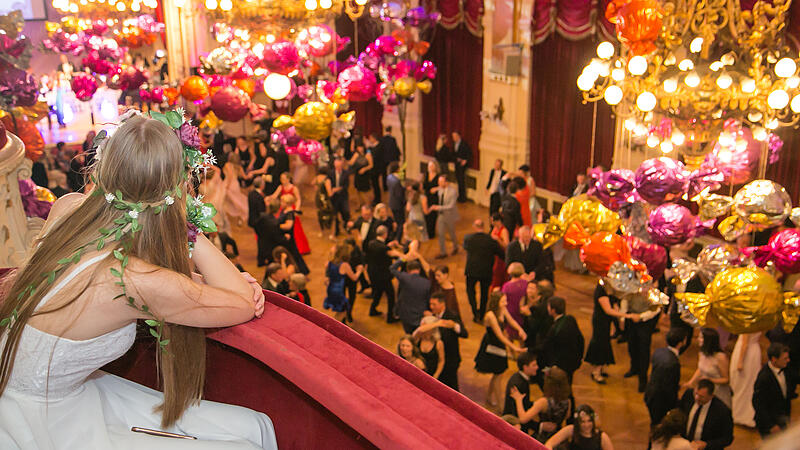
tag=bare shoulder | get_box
[50,192,86,220]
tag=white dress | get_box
[729,332,762,427]
[0,254,278,449]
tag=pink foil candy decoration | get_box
[646,203,700,247]
[70,73,98,102]
[296,25,337,57]
[625,235,667,280]
[263,41,300,75]
[337,65,377,102]
[588,169,637,211]
[746,229,800,274]
[414,60,437,80]
[686,166,725,200]
[635,157,687,205]
[372,35,400,56]
[210,86,251,122]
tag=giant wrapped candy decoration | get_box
[625,235,667,280]
[588,169,637,211]
[575,227,636,277]
[263,41,300,75]
[118,65,147,91]
[18,178,53,220]
[676,267,788,333]
[181,75,209,102]
[1,114,44,161]
[0,66,38,108]
[635,157,687,205]
[646,203,701,246]
[605,0,663,55]
[200,47,234,75]
[547,194,622,249]
[70,72,98,102]
[273,101,338,141]
[295,25,344,57]
[733,179,792,228]
[744,229,800,274]
[210,86,251,122]
[696,244,738,281]
[337,65,377,102]
[702,122,761,185]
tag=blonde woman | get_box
[413,316,445,379]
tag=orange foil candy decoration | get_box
[180,76,209,102]
[233,78,256,98]
[1,115,44,162]
[567,223,638,277]
[163,87,180,105]
[606,0,663,55]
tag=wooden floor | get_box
[229,170,780,449]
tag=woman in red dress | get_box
[270,172,310,254]
[490,213,510,290]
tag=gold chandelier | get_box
[579,0,800,148]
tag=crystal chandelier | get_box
[578,0,800,160]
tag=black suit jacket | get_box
[486,168,507,192]
[462,232,504,279]
[454,140,471,165]
[435,145,453,167]
[500,193,522,233]
[645,347,681,408]
[503,371,532,416]
[540,315,584,375]
[753,363,792,434]
[505,240,544,276]
[254,213,287,262]
[352,217,379,251]
[247,190,266,229]
[365,239,393,282]
[329,169,350,201]
[439,310,468,366]
[680,390,734,449]
[379,135,400,163]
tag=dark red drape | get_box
[335,17,384,137]
[421,25,483,169]
[529,35,616,196]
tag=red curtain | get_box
[528,34,616,196]
[335,17,384,137]
[421,25,484,169]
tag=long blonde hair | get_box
[0,116,205,428]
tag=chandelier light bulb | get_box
[115,1,124,10]
[597,41,615,59]
[319,0,332,8]
[611,68,625,81]
[792,94,800,113]
[663,78,678,93]
[671,130,685,145]
[628,56,648,76]
[678,59,694,71]
[766,118,779,129]
[709,61,723,72]
[131,1,140,11]
[775,58,797,78]
[689,37,704,53]
[636,92,657,111]
[788,76,800,89]
[624,118,637,131]
[768,89,790,109]
[718,132,734,147]
[720,53,735,66]
[647,135,660,148]
[305,0,317,9]
[205,0,217,9]
[220,0,232,10]
[752,127,768,141]
[741,78,756,93]
[664,54,677,66]
[660,141,674,153]
[577,74,595,91]
[604,85,623,105]
[685,72,700,87]
[735,139,748,152]
[266,34,276,43]
[356,0,368,4]
[264,73,292,100]
[634,124,648,137]
[716,73,733,89]
[748,111,763,122]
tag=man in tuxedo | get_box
[500,182,523,236]
[486,159,506,215]
[431,175,459,258]
[503,351,539,421]
[506,226,545,281]
[569,172,589,197]
[680,379,734,449]
[247,176,267,229]
[753,342,792,437]
[391,259,431,334]
[386,162,405,241]
[379,126,400,166]
[645,328,682,428]
[327,157,350,236]
[539,297,584,383]
[419,292,468,391]
[349,204,378,252]
[262,263,289,295]
[366,226,402,321]
[452,131,471,202]
[253,199,287,267]
[463,219,504,322]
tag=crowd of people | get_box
[39,116,798,448]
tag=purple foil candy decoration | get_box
[635,157,687,205]
[0,67,39,108]
[373,36,400,56]
[748,229,800,274]
[625,235,667,280]
[18,179,52,220]
[647,203,704,246]
[588,169,637,211]
[686,166,724,200]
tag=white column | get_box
[163,0,212,82]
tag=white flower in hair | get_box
[105,193,115,203]
[201,206,213,217]
[118,109,143,122]
[128,210,139,219]
[175,107,186,120]
[192,196,204,207]
[164,195,174,205]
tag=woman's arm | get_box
[279,213,294,231]
[504,309,527,341]
[292,185,302,210]
[361,152,374,174]
[433,340,445,379]
[544,426,573,449]
[715,353,730,384]
[683,367,701,389]
[341,262,361,281]
[486,312,523,352]
[413,358,426,370]
[598,296,627,319]
[600,432,614,450]
[421,196,430,215]
[325,178,333,197]
[500,228,510,247]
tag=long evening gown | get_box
[730,332,762,427]
[0,254,277,449]
[489,225,508,290]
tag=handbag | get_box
[485,344,508,358]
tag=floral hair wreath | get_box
[2,108,218,352]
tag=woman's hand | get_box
[241,272,265,318]
[519,330,528,342]
[509,386,524,401]
[540,422,557,433]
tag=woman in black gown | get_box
[422,161,441,239]
[584,281,632,384]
